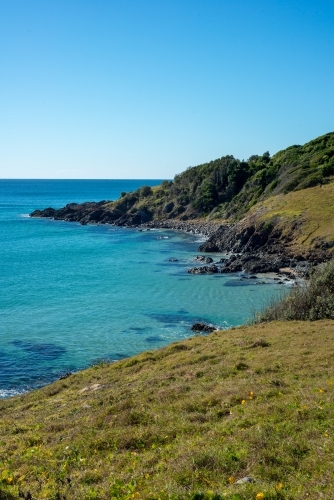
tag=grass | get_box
[256,181,334,252]
[1,321,334,499]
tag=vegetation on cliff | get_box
[198,182,334,259]
[106,132,334,222]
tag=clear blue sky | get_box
[1,0,333,179]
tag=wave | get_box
[0,388,27,399]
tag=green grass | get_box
[1,321,334,499]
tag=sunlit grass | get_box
[257,181,334,251]
[1,320,334,499]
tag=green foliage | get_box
[193,180,218,212]
[139,185,153,197]
[255,258,334,322]
[108,132,334,221]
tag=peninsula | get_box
[31,132,334,274]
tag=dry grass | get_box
[1,321,334,499]
[256,181,334,252]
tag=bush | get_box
[255,259,334,322]
[140,185,153,197]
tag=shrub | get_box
[255,258,334,322]
[140,185,153,197]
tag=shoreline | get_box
[30,196,332,278]
[30,204,328,277]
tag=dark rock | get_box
[30,207,56,218]
[191,323,216,333]
[194,255,214,264]
[198,241,220,252]
[168,258,178,262]
[188,265,220,274]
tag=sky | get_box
[1,0,334,179]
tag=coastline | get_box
[30,202,330,278]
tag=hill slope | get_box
[199,182,334,260]
[1,320,334,500]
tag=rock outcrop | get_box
[30,202,151,226]
[191,323,216,333]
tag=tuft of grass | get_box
[255,258,334,322]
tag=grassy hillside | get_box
[1,320,334,500]
[103,132,334,222]
[258,182,334,252]
[219,181,334,256]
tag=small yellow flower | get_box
[241,399,246,404]
[256,493,265,500]
[145,473,150,479]
[276,483,283,490]
[249,391,254,399]
[228,476,235,484]
[319,389,324,393]
[6,477,13,485]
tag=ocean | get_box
[0,179,281,398]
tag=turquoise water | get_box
[0,180,280,398]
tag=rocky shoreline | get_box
[30,201,330,278]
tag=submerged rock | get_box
[188,264,220,274]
